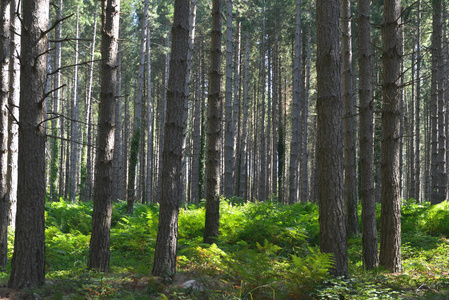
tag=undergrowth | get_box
[0,198,448,299]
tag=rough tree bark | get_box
[204,0,223,244]
[359,0,379,270]
[224,0,234,197]
[379,0,402,273]
[8,0,49,288]
[87,0,119,272]
[342,0,359,235]
[152,0,190,276]
[316,0,348,277]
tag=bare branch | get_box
[48,59,103,76]
[42,13,74,37]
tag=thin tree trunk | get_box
[271,23,278,199]
[87,0,119,272]
[289,0,302,205]
[224,0,234,197]
[113,38,123,202]
[204,0,223,244]
[50,0,63,202]
[359,0,378,270]
[8,0,48,288]
[0,0,10,270]
[127,0,149,213]
[415,0,421,201]
[300,7,311,203]
[342,0,359,235]
[84,5,98,202]
[146,21,154,204]
[69,9,80,202]
[157,34,170,203]
[8,0,20,229]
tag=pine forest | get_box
[1,0,449,298]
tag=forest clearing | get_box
[0,199,448,299]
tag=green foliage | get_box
[25,198,449,298]
[45,199,92,235]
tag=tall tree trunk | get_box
[316,0,348,277]
[272,23,278,199]
[69,8,80,202]
[415,0,421,201]
[0,0,10,270]
[379,0,402,273]
[84,5,98,202]
[8,0,20,229]
[50,0,63,202]
[239,34,249,199]
[436,0,447,203]
[358,0,378,270]
[224,0,234,197]
[152,0,190,276]
[146,21,154,204]
[277,54,285,204]
[8,0,48,288]
[204,0,223,244]
[342,0,359,235]
[127,0,149,214]
[157,34,170,203]
[258,4,266,202]
[87,0,119,272]
[191,38,201,203]
[300,7,312,202]
[289,0,301,205]
[233,21,241,196]
[113,38,123,202]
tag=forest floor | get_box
[0,198,449,299]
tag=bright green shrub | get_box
[46,199,92,235]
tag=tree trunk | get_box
[289,0,301,205]
[7,0,20,229]
[316,0,348,277]
[224,0,234,197]
[146,21,154,204]
[157,34,170,203]
[271,23,278,199]
[239,33,250,199]
[50,0,63,202]
[113,38,123,202]
[300,7,311,203]
[342,0,359,235]
[8,0,48,288]
[84,5,98,202]
[358,0,378,270]
[436,0,447,203]
[69,8,80,202]
[152,0,190,276]
[87,0,120,272]
[379,0,402,273]
[127,0,149,214]
[415,0,421,201]
[204,0,223,244]
[258,6,266,202]
[0,0,10,270]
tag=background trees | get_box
[3,0,449,286]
